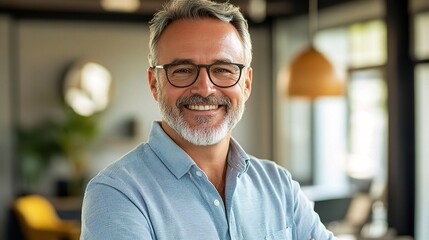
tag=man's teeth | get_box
[187,105,218,111]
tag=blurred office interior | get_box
[0,0,428,239]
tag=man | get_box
[81,0,336,239]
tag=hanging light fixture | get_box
[248,0,267,23]
[284,0,344,100]
[100,0,141,13]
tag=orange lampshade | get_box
[284,46,344,100]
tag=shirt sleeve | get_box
[292,180,337,240]
[80,179,154,240]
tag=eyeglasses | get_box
[153,62,245,88]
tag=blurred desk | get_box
[302,185,354,223]
[50,197,83,221]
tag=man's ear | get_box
[148,68,159,101]
[243,67,252,101]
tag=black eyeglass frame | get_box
[153,62,246,88]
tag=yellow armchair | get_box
[13,195,80,240]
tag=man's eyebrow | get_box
[169,59,193,64]
[213,59,233,64]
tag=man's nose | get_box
[190,68,216,97]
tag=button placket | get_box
[189,167,225,210]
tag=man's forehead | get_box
[156,18,244,64]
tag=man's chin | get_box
[182,123,217,133]
[174,120,229,144]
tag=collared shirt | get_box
[81,121,336,240]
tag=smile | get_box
[187,105,219,111]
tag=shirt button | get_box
[214,199,220,206]
[196,171,203,177]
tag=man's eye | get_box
[213,66,236,74]
[214,68,229,73]
[171,66,195,74]
[174,68,191,73]
[172,68,193,74]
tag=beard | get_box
[157,83,245,146]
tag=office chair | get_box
[326,193,373,236]
[13,194,80,240]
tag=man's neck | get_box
[184,140,229,202]
[161,121,230,198]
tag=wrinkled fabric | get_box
[81,121,336,240]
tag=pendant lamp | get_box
[284,0,344,100]
[101,0,140,12]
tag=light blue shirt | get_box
[81,122,335,240]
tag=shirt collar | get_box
[147,121,250,179]
[227,137,250,175]
[147,121,195,179]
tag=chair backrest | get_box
[344,193,373,226]
[14,195,61,229]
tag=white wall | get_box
[233,25,272,160]
[272,14,310,172]
[16,19,158,179]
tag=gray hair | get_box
[148,0,252,67]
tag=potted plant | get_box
[17,108,97,196]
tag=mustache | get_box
[176,95,231,108]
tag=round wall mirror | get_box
[63,60,113,117]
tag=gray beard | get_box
[157,85,245,146]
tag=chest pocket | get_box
[265,227,293,240]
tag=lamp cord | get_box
[309,0,318,42]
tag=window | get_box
[347,69,387,182]
[276,19,388,194]
[348,20,386,68]
[314,20,387,191]
[414,12,429,60]
[414,9,429,240]
[415,63,429,240]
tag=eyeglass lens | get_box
[166,63,241,87]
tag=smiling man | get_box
[80,0,336,239]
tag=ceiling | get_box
[0,0,356,22]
